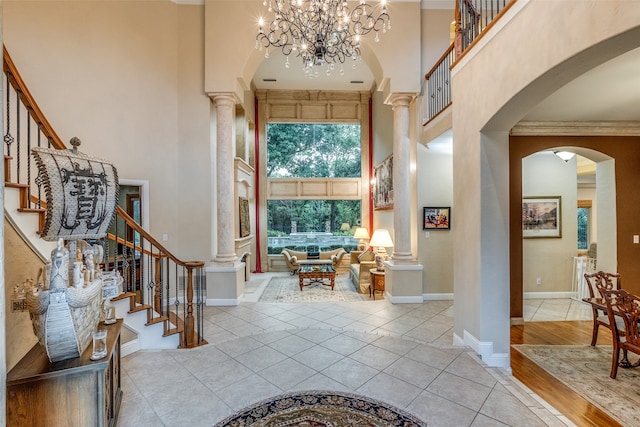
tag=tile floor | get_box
[119,273,591,427]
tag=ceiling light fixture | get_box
[554,151,575,162]
[256,0,391,78]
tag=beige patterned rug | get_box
[512,344,640,426]
[258,275,368,303]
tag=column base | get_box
[213,253,240,267]
[205,263,245,306]
[385,261,423,303]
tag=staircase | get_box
[3,45,206,355]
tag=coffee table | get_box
[298,262,336,291]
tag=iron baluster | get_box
[15,89,21,183]
[4,73,15,158]
[26,109,31,208]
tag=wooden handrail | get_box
[114,206,204,269]
[2,46,66,149]
[4,45,206,348]
[425,43,455,80]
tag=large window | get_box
[577,206,590,251]
[267,123,360,178]
[267,123,362,254]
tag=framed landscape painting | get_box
[423,207,450,230]
[522,196,561,238]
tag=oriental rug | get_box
[512,344,640,426]
[214,390,428,426]
[258,275,367,303]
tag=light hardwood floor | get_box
[511,320,622,427]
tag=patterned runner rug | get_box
[258,275,368,303]
[214,390,428,426]
[512,344,640,426]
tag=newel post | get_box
[183,262,201,348]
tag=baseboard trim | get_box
[524,291,576,299]
[121,339,140,357]
[387,293,423,304]
[422,293,454,301]
[206,298,240,306]
[457,329,510,370]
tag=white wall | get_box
[3,1,212,264]
[522,152,577,293]
[416,143,453,295]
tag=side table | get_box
[369,268,385,299]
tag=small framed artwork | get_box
[239,197,250,238]
[423,207,450,230]
[373,155,393,210]
[522,196,561,238]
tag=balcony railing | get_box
[422,0,515,125]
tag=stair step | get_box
[4,182,28,189]
[146,316,169,326]
[17,208,46,214]
[164,326,183,337]
[129,304,152,314]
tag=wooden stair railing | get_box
[3,46,206,349]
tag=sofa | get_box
[349,250,377,293]
[281,248,347,274]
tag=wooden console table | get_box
[7,319,123,427]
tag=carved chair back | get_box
[605,289,640,348]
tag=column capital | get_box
[385,93,416,109]
[208,92,241,107]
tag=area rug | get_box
[258,275,368,303]
[214,390,428,426]
[512,344,640,426]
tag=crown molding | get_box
[511,121,640,136]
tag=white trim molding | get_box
[422,293,454,301]
[454,330,511,370]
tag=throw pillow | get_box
[290,255,297,263]
[358,249,375,262]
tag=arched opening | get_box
[516,147,615,323]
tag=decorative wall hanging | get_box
[239,197,250,238]
[373,155,393,210]
[423,207,450,230]
[522,196,562,238]
[32,144,119,241]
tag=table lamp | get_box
[369,229,394,271]
[353,227,370,251]
[340,222,351,232]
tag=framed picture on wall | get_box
[423,207,451,230]
[522,196,561,238]
[373,155,393,210]
[239,197,250,238]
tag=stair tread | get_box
[164,327,184,337]
[129,304,152,313]
[18,207,46,213]
[146,316,169,326]
[5,182,29,188]
[112,292,136,302]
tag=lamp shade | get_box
[340,222,351,231]
[369,229,394,248]
[353,227,370,239]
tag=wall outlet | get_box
[162,234,169,241]
[634,235,639,244]
[424,231,430,238]
[536,277,542,285]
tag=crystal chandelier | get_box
[256,0,391,77]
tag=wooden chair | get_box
[583,271,622,346]
[603,288,640,379]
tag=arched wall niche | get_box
[509,136,640,320]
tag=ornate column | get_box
[212,94,238,266]
[389,93,415,263]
